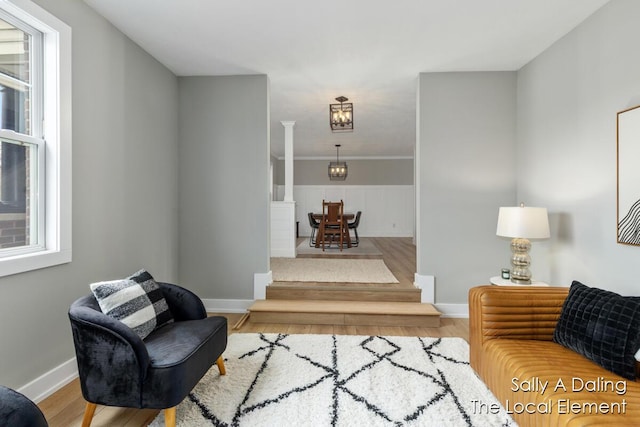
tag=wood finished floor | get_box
[39,238,469,426]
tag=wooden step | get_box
[266,283,421,302]
[248,299,441,327]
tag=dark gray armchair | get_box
[0,385,48,427]
[68,282,227,427]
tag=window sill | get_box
[0,248,71,278]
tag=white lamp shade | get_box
[496,206,550,239]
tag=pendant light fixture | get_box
[328,144,348,181]
[329,96,353,132]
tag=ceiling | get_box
[83,0,609,159]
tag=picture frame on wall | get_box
[616,104,640,245]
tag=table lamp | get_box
[496,203,550,284]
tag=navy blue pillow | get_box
[553,281,640,380]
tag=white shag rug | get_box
[150,333,516,427]
[271,258,399,283]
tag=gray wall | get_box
[178,76,270,300]
[417,72,517,304]
[275,159,414,185]
[516,0,640,295]
[0,0,179,389]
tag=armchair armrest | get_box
[69,297,150,406]
[468,285,569,370]
[159,282,207,321]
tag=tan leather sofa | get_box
[469,285,640,426]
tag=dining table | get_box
[312,212,354,249]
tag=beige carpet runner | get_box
[271,258,399,283]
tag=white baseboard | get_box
[18,357,78,403]
[413,273,434,303]
[435,303,469,318]
[202,298,254,313]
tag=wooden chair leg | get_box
[216,356,226,375]
[81,402,97,427]
[164,406,176,427]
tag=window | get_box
[0,12,43,255]
[0,0,71,277]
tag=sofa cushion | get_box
[141,316,228,408]
[483,339,640,426]
[144,316,227,367]
[553,281,640,380]
[90,269,174,340]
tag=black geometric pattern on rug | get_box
[187,334,514,427]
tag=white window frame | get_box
[0,131,46,254]
[0,0,71,277]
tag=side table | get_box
[490,276,549,286]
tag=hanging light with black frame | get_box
[328,144,348,181]
[329,96,353,132]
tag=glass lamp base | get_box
[510,238,532,284]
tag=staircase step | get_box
[266,284,421,303]
[248,299,441,327]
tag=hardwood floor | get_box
[367,237,417,289]
[39,315,469,427]
[39,238,467,426]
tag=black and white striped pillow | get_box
[90,269,174,340]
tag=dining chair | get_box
[307,212,320,246]
[348,210,362,246]
[319,199,345,251]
